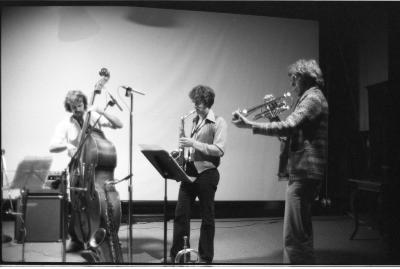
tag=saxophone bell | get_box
[80,228,106,263]
[89,228,106,249]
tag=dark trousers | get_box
[283,179,320,264]
[170,168,219,262]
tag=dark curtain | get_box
[319,5,361,213]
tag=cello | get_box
[69,68,123,262]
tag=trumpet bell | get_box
[174,248,200,263]
[174,235,200,263]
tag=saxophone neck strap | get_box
[190,117,206,138]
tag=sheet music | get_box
[138,144,164,151]
[10,156,53,191]
[139,144,194,183]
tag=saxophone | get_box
[171,110,195,170]
[103,183,124,263]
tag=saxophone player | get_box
[169,85,227,264]
[232,59,328,264]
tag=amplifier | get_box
[42,171,64,192]
[15,192,65,243]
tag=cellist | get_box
[49,90,123,252]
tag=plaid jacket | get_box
[252,87,328,181]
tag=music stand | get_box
[10,156,52,192]
[139,144,192,264]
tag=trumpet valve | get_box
[263,94,274,102]
[284,92,291,98]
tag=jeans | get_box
[170,168,219,262]
[283,179,320,264]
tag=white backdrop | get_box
[1,6,318,201]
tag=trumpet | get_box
[174,236,200,263]
[233,91,292,121]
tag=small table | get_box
[348,179,383,240]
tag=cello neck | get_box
[78,68,110,144]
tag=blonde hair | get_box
[64,90,87,112]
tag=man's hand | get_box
[179,137,195,148]
[67,143,77,157]
[231,110,253,129]
[88,105,123,129]
[88,105,103,115]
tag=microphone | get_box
[107,91,123,111]
[6,210,23,216]
[105,174,132,185]
[122,86,146,96]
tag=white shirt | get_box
[49,111,111,157]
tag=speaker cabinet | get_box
[15,193,64,242]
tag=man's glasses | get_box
[194,103,206,110]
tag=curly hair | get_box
[64,90,88,112]
[189,85,215,108]
[288,59,324,88]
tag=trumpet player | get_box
[232,59,328,264]
[170,85,227,264]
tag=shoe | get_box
[2,234,12,243]
[66,240,84,253]
[175,253,192,264]
[160,257,174,264]
[199,258,211,264]
[81,250,100,263]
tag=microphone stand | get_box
[60,170,68,262]
[126,89,134,263]
[1,150,13,243]
[124,86,145,263]
[2,149,26,262]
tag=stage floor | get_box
[1,215,388,265]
